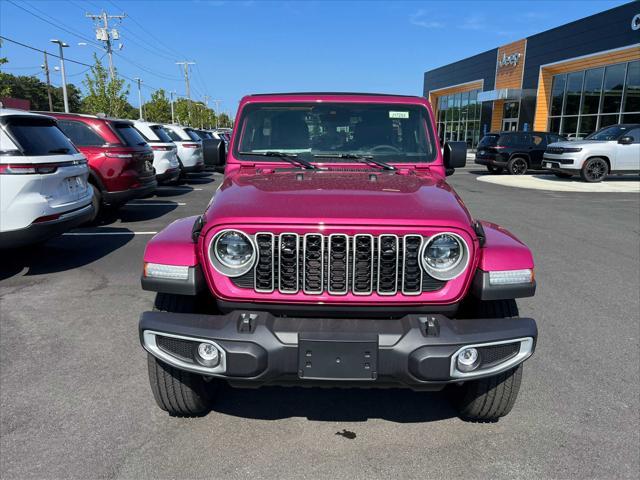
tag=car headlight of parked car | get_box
[421,233,469,281]
[210,230,256,276]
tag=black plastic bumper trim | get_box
[139,310,537,388]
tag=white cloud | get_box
[410,9,445,29]
[459,14,486,31]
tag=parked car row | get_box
[0,108,231,248]
[475,123,640,182]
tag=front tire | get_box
[580,157,608,182]
[449,364,523,421]
[147,354,214,417]
[147,293,218,416]
[507,157,528,175]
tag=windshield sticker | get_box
[389,111,409,119]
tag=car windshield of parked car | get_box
[185,129,202,142]
[150,125,173,143]
[478,135,500,147]
[236,103,437,163]
[4,117,79,156]
[113,123,147,146]
[585,125,634,141]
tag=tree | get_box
[81,54,131,118]
[0,72,81,112]
[217,112,233,128]
[143,89,171,123]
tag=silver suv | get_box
[543,124,640,182]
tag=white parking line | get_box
[126,202,187,206]
[157,187,203,191]
[62,231,158,236]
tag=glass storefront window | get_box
[623,61,639,114]
[564,71,584,116]
[548,60,640,135]
[601,63,626,114]
[435,88,482,147]
[550,74,566,116]
[581,68,603,115]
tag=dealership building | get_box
[423,1,640,148]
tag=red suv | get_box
[49,113,157,220]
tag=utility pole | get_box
[176,61,195,120]
[203,95,210,128]
[50,39,69,113]
[170,91,176,124]
[41,51,53,111]
[212,99,222,128]
[86,11,126,81]
[134,77,143,120]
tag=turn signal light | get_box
[143,262,189,280]
[489,269,534,285]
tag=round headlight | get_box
[421,233,468,281]
[210,230,256,276]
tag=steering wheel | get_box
[369,144,402,153]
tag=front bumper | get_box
[0,203,94,248]
[139,310,537,390]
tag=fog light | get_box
[196,342,220,367]
[456,347,479,372]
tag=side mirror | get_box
[618,135,634,145]
[443,141,467,175]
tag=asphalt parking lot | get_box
[1,168,638,479]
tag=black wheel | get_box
[147,293,219,416]
[580,157,608,182]
[87,184,101,224]
[449,364,524,422]
[553,172,573,179]
[486,165,503,174]
[507,157,528,175]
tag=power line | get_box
[0,36,93,68]
[6,0,102,49]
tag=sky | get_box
[0,0,629,118]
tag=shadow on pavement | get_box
[210,384,457,423]
[96,201,179,226]
[153,186,194,198]
[0,227,134,281]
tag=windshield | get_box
[585,125,634,141]
[235,103,437,163]
[150,125,173,143]
[185,129,202,142]
[478,134,499,147]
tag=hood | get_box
[549,139,609,148]
[204,168,473,229]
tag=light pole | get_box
[50,39,69,113]
[170,91,176,124]
[134,77,143,120]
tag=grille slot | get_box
[278,233,299,293]
[377,235,399,295]
[328,234,349,294]
[478,343,520,368]
[352,234,374,294]
[303,234,324,294]
[254,233,275,292]
[402,235,423,295]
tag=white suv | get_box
[543,124,640,182]
[162,124,204,175]
[133,120,180,184]
[0,110,93,248]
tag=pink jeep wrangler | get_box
[139,93,537,421]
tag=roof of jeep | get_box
[240,92,429,108]
[247,92,423,98]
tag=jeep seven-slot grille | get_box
[231,233,446,295]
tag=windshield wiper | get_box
[238,151,318,170]
[48,147,70,154]
[313,153,396,171]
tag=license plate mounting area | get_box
[298,333,378,381]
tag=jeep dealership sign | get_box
[497,52,522,68]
